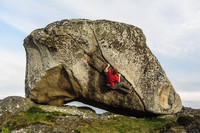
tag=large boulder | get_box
[24,19,182,116]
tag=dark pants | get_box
[109,82,131,93]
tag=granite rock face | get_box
[24,19,182,115]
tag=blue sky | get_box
[0,0,200,112]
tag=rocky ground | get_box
[167,107,200,133]
[0,96,199,133]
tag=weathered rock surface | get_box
[0,97,119,133]
[24,19,182,115]
[166,107,200,133]
[0,96,35,129]
[0,97,198,132]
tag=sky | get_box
[0,0,200,113]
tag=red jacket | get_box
[107,70,119,86]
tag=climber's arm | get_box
[118,74,121,82]
[104,64,110,73]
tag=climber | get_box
[104,64,133,93]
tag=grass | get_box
[75,116,177,133]
[0,106,177,133]
[0,106,64,133]
[0,128,9,133]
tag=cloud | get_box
[0,0,73,34]
[0,1,39,34]
[168,70,200,92]
[178,91,200,109]
[182,101,200,109]
[0,0,200,109]
[58,0,200,60]
[66,101,107,114]
[140,0,200,59]
[178,91,200,102]
[0,0,200,59]
[0,48,25,98]
[167,71,200,108]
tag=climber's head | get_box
[113,68,118,74]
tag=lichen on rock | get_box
[24,19,182,116]
[0,97,198,133]
[0,96,35,129]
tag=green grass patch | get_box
[0,127,10,133]
[75,116,177,133]
[1,106,178,133]
[0,106,64,132]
